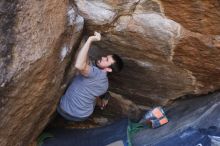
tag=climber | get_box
[57,32,124,121]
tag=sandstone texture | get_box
[0,1,83,146]
[1,0,220,146]
[73,0,220,105]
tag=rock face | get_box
[0,1,83,146]
[1,0,220,146]
[132,91,220,146]
[161,0,220,35]
[73,0,220,105]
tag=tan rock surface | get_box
[160,0,220,35]
[73,0,220,105]
[1,0,220,145]
[0,1,83,146]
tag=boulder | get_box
[132,91,220,146]
[0,1,83,146]
[73,0,220,105]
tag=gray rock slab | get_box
[132,92,220,146]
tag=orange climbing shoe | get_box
[139,106,169,128]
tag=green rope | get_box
[127,120,149,146]
[37,132,54,146]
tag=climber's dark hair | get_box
[109,54,124,73]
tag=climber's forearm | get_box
[75,37,93,71]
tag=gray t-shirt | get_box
[59,65,108,118]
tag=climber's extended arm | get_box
[75,32,101,76]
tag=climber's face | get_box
[96,55,114,72]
